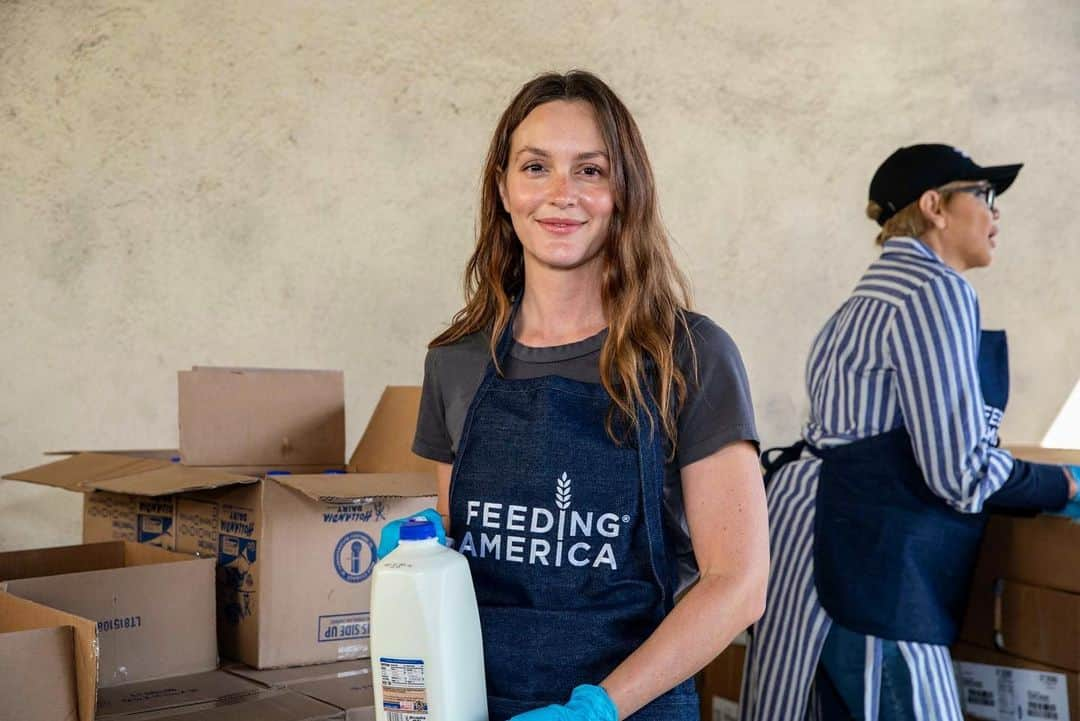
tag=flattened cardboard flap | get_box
[274,473,436,503]
[2,452,170,492]
[179,367,345,467]
[86,465,257,497]
[104,688,343,721]
[2,452,258,497]
[0,591,98,721]
[96,670,261,717]
[348,387,433,474]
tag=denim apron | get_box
[449,313,699,721]
[762,330,1008,646]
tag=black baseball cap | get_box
[868,144,1023,225]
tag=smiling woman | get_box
[380,70,770,721]
[498,100,614,275]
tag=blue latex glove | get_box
[507,685,618,721]
[1048,466,1080,521]
[377,508,447,559]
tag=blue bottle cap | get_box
[399,517,437,542]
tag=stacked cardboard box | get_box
[4,371,436,670]
[953,446,1080,721]
[1,368,435,719]
[226,659,375,720]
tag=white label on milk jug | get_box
[954,661,1069,721]
[380,657,429,720]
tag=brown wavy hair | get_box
[431,70,695,450]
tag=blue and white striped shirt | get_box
[804,236,1013,509]
[741,237,1016,721]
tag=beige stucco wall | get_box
[2,1,1078,551]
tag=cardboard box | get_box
[226,661,373,720]
[224,660,369,689]
[96,671,261,719]
[0,541,218,687]
[698,641,745,721]
[0,591,98,721]
[4,386,437,669]
[102,688,343,721]
[961,573,1080,671]
[952,641,1078,721]
[178,367,345,467]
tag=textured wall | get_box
[2,1,1078,551]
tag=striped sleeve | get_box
[886,273,1014,513]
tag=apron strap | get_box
[491,298,521,373]
[761,441,807,487]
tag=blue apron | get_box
[762,330,1009,646]
[449,312,698,721]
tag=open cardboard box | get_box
[0,591,98,721]
[0,541,218,688]
[4,386,437,669]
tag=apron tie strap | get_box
[761,441,807,486]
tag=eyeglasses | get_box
[945,184,996,211]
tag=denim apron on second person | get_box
[762,330,1009,646]
[449,315,698,721]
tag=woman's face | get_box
[499,100,614,276]
[939,182,1000,270]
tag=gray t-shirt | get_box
[412,311,759,590]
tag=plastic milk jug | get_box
[370,517,488,721]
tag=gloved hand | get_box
[507,685,618,721]
[377,508,447,558]
[1047,466,1080,521]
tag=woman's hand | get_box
[1066,465,1080,500]
[507,685,618,721]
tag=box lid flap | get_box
[2,452,172,492]
[86,464,258,496]
[348,387,433,474]
[179,366,345,467]
[273,472,436,503]
[0,591,98,721]
[46,449,180,460]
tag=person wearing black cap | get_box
[739,144,1080,721]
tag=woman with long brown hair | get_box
[382,70,768,721]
